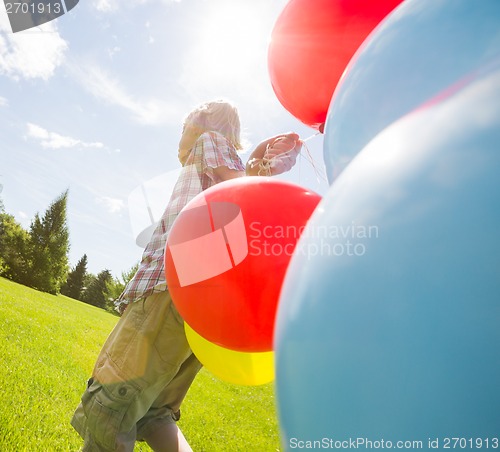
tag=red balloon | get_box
[165,177,321,352]
[268,0,403,130]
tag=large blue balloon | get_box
[275,67,500,448]
[324,0,500,183]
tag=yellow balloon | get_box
[185,323,275,386]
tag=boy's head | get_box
[182,99,242,150]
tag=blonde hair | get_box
[183,99,243,150]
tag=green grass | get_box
[0,277,282,451]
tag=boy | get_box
[71,100,301,451]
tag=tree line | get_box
[0,188,137,313]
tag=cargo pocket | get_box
[81,374,141,450]
[154,302,192,368]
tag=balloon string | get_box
[301,131,321,142]
[298,138,328,184]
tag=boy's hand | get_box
[263,133,302,175]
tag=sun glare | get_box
[189,3,271,82]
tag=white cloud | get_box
[67,62,179,125]
[108,45,121,58]
[93,0,118,12]
[97,196,125,214]
[0,96,7,106]
[26,123,49,139]
[26,122,106,150]
[0,9,67,80]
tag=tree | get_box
[107,262,139,302]
[0,183,5,274]
[0,212,30,283]
[28,190,70,294]
[0,181,4,212]
[81,269,113,309]
[61,254,88,300]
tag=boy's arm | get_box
[212,132,301,180]
[178,123,204,166]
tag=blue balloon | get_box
[324,0,500,183]
[275,67,500,448]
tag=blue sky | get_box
[0,0,328,277]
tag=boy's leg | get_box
[71,291,197,451]
[142,423,192,452]
[137,353,202,450]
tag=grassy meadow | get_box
[0,277,282,451]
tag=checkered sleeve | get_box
[116,131,245,311]
[200,132,245,176]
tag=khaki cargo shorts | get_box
[71,290,202,451]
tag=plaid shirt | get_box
[116,131,245,311]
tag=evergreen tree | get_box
[61,254,88,300]
[0,182,4,273]
[0,212,30,283]
[0,181,4,212]
[81,269,113,309]
[28,190,70,294]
